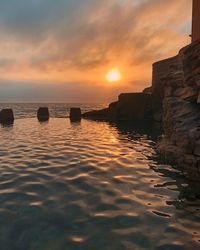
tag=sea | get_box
[0,103,200,250]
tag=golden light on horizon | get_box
[106,68,122,83]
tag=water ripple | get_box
[0,118,199,250]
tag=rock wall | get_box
[152,55,181,115]
[157,41,200,180]
[82,93,152,121]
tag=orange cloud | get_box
[0,0,192,101]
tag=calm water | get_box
[0,104,200,250]
[0,103,107,119]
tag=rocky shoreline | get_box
[157,41,200,180]
[83,93,153,121]
[83,40,200,180]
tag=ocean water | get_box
[0,103,107,119]
[0,104,200,250]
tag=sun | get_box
[106,68,122,82]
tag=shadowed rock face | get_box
[151,55,181,121]
[115,93,152,121]
[70,108,81,122]
[82,93,153,121]
[37,107,49,121]
[0,109,14,124]
[157,41,200,180]
[82,108,108,120]
[143,86,152,94]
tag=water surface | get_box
[0,118,200,250]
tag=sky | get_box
[0,0,192,102]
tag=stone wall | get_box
[157,40,200,180]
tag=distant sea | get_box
[0,103,107,119]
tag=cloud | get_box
[0,0,192,101]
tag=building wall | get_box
[192,0,200,42]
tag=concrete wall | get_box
[192,0,200,42]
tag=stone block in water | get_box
[0,109,14,124]
[37,107,49,121]
[70,108,81,122]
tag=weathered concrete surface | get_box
[82,93,153,121]
[0,109,14,124]
[157,41,200,180]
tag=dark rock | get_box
[189,127,200,141]
[82,108,108,120]
[82,93,153,121]
[196,78,200,87]
[179,87,198,101]
[173,87,197,99]
[108,102,118,121]
[108,101,118,109]
[157,40,200,180]
[194,141,200,156]
[70,108,81,122]
[0,109,14,124]
[117,93,152,121]
[153,111,162,122]
[37,107,49,121]
[143,86,152,94]
[197,93,200,104]
[152,55,181,114]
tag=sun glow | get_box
[106,68,122,82]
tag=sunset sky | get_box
[0,0,192,102]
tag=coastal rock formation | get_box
[82,108,108,120]
[157,40,200,179]
[0,109,14,124]
[83,93,153,121]
[143,86,152,94]
[151,55,181,122]
[70,108,81,122]
[37,107,49,121]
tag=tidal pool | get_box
[0,118,199,250]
